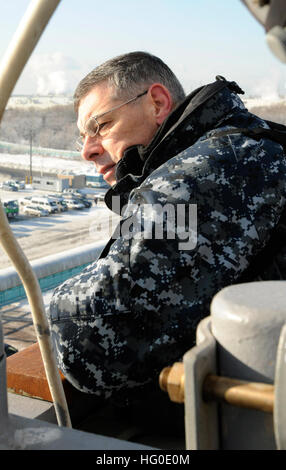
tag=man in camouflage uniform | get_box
[48,52,286,408]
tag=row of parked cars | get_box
[20,189,92,217]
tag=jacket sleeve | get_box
[48,131,286,401]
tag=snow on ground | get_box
[0,151,95,175]
[0,146,117,268]
[0,204,119,270]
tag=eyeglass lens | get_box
[85,117,99,138]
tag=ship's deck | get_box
[2,290,52,352]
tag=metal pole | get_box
[0,0,61,120]
[30,130,33,183]
[0,0,71,428]
[0,319,9,428]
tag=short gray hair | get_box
[73,51,185,112]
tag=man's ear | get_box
[148,83,174,125]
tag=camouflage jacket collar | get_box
[105,77,245,213]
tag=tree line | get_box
[0,104,78,151]
[0,100,285,152]
[246,102,286,126]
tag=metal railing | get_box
[0,0,71,430]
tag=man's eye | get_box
[98,122,109,134]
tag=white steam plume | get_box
[29,52,81,95]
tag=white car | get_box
[64,199,84,210]
[63,188,84,198]
[3,179,25,190]
[47,195,68,211]
[94,192,106,204]
[23,205,49,217]
[19,197,32,206]
[14,180,25,190]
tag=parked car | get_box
[47,195,68,211]
[19,196,32,206]
[2,183,18,192]
[63,193,80,200]
[48,193,63,200]
[73,197,92,208]
[30,196,58,213]
[64,193,92,208]
[13,180,25,190]
[4,179,25,190]
[64,199,85,210]
[3,200,19,219]
[23,205,49,217]
[63,188,84,196]
[54,199,68,211]
[94,192,106,204]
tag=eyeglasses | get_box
[76,90,148,151]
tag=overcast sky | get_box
[1,0,285,98]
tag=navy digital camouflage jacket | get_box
[48,78,286,403]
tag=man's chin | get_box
[103,166,116,186]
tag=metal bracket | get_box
[183,316,219,450]
[274,323,286,449]
[0,316,9,427]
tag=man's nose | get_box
[81,135,104,161]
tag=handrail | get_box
[0,0,71,428]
